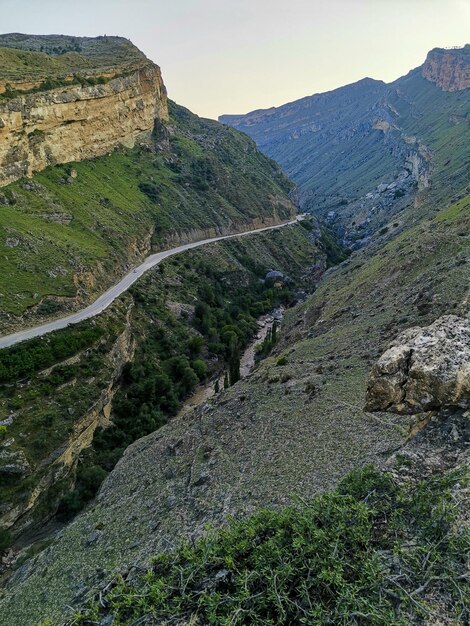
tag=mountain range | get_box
[220,45,470,245]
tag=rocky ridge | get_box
[0,35,168,187]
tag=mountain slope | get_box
[220,46,470,243]
[0,39,468,626]
[0,99,295,331]
[1,189,467,625]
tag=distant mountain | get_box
[220,46,470,245]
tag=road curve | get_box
[0,216,304,350]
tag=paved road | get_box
[0,216,304,350]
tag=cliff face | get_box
[0,301,135,540]
[422,45,470,91]
[0,35,168,187]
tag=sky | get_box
[1,0,469,119]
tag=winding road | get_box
[0,216,304,350]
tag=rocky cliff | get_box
[0,35,168,187]
[0,300,135,541]
[422,45,470,91]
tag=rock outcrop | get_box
[365,315,470,414]
[0,303,135,536]
[422,45,470,92]
[0,35,168,187]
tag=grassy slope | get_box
[0,35,147,82]
[2,189,466,625]
[72,466,468,626]
[0,101,293,323]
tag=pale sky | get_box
[1,0,469,119]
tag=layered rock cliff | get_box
[0,35,168,187]
[422,45,470,91]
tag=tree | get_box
[223,373,229,389]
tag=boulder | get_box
[365,315,470,414]
[0,449,31,477]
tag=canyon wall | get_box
[422,45,470,91]
[0,64,168,187]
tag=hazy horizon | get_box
[1,0,469,119]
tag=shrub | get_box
[0,528,11,554]
[74,466,469,625]
[276,356,288,366]
[191,359,208,380]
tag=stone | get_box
[365,315,470,414]
[0,449,31,477]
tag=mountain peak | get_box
[422,44,470,91]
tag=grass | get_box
[0,100,293,321]
[0,35,148,83]
[69,466,469,626]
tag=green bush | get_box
[74,466,469,625]
[191,359,208,380]
[0,528,11,554]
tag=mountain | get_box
[0,35,333,577]
[0,38,468,625]
[220,46,470,244]
[0,37,302,332]
[0,34,168,187]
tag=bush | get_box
[75,466,469,625]
[0,528,11,554]
[276,356,287,366]
[191,359,208,380]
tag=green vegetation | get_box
[0,528,11,554]
[0,101,293,320]
[0,303,128,524]
[0,34,147,83]
[71,466,469,625]
[0,74,110,100]
[0,324,105,383]
[58,228,317,517]
[257,321,279,360]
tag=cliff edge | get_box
[422,45,470,91]
[0,34,168,186]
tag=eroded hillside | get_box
[220,46,470,245]
[0,100,296,332]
